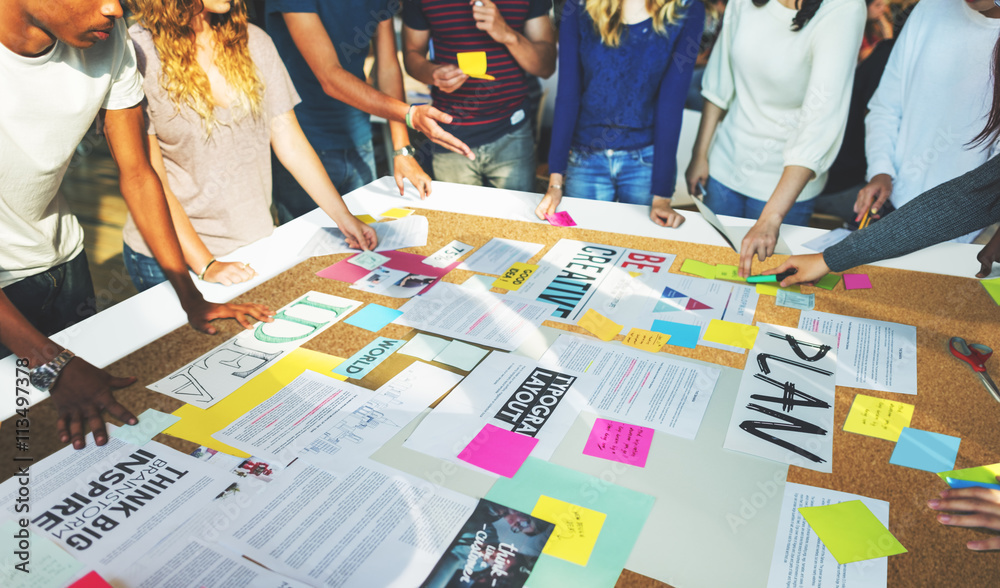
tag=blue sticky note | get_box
[109,409,181,447]
[889,427,961,473]
[650,320,700,349]
[332,337,406,379]
[345,303,403,332]
[946,477,1000,490]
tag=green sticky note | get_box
[715,265,745,281]
[110,408,181,446]
[680,258,716,279]
[982,278,1000,305]
[798,500,907,564]
[815,273,841,290]
[937,463,1000,486]
[0,520,82,588]
[486,458,654,588]
[433,340,489,371]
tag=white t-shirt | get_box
[0,19,144,288]
[865,0,1000,208]
[701,0,866,202]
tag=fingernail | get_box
[938,514,951,523]
[928,499,939,508]
[870,208,878,214]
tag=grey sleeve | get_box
[823,154,1000,272]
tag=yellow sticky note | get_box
[492,262,538,291]
[623,328,669,352]
[715,265,745,282]
[457,51,495,80]
[532,495,607,567]
[798,501,907,564]
[628,271,643,278]
[936,463,1000,486]
[164,348,346,456]
[843,394,914,442]
[355,214,377,224]
[702,319,759,349]
[577,308,622,342]
[756,283,800,296]
[380,207,414,219]
[680,258,716,279]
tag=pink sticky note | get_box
[843,273,873,290]
[317,250,461,295]
[458,423,538,477]
[582,418,653,468]
[70,571,113,588]
[546,211,577,227]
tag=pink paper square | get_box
[582,418,653,468]
[843,273,873,290]
[458,423,538,477]
[316,250,461,295]
[546,211,577,227]
[70,571,113,588]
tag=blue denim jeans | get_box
[704,176,815,226]
[564,144,655,205]
[432,123,535,192]
[123,242,168,292]
[273,142,376,225]
[0,251,97,358]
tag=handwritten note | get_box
[458,423,537,477]
[493,262,538,291]
[776,289,815,311]
[577,308,623,341]
[583,418,654,468]
[457,51,495,80]
[702,319,759,349]
[798,500,907,564]
[546,211,578,227]
[622,328,669,353]
[843,394,914,442]
[843,273,873,290]
[532,495,607,566]
[0,520,82,588]
[681,258,716,279]
[715,264,744,281]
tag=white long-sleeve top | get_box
[701,0,866,202]
[865,0,1000,208]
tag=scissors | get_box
[949,337,1000,403]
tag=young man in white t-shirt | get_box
[0,0,274,449]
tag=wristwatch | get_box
[393,145,417,158]
[29,349,76,392]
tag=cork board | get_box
[3,208,999,587]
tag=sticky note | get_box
[0,520,82,588]
[702,319,759,349]
[680,258,716,279]
[715,265,744,281]
[355,214,377,224]
[434,340,489,371]
[456,51,495,80]
[69,571,113,588]
[109,408,180,447]
[577,308,623,341]
[889,427,961,473]
[622,328,669,353]
[937,463,1000,487]
[776,289,815,311]
[798,500,907,564]
[815,273,841,290]
[332,337,406,378]
[981,278,1000,305]
[756,282,800,296]
[347,250,390,271]
[344,303,403,332]
[546,211,577,227]
[583,418,654,468]
[458,423,538,477]
[493,262,538,291]
[650,320,700,349]
[627,271,643,278]
[532,495,607,566]
[380,207,414,219]
[946,478,1000,490]
[843,273,873,290]
[843,394,914,442]
[398,333,451,361]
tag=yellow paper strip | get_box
[842,394,914,442]
[577,308,623,342]
[756,282,801,296]
[492,262,539,291]
[379,207,414,219]
[715,265,745,282]
[623,328,669,353]
[702,319,759,349]
[680,258,716,280]
[457,51,495,80]
[532,495,607,566]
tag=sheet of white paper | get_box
[802,228,852,252]
[212,370,378,464]
[723,324,838,473]
[147,291,361,408]
[423,240,474,268]
[456,237,543,275]
[298,362,464,472]
[299,215,429,257]
[538,333,722,439]
[798,311,918,394]
[692,197,791,255]
[221,459,476,588]
[403,352,588,468]
[766,483,889,588]
[460,274,497,292]
[395,282,555,351]
[397,333,451,361]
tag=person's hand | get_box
[408,104,474,159]
[431,64,469,94]
[338,213,378,250]
[535,179,562,220]
[182,297,275,335]
[650,196,685,228]
[50,356,138,449]
[203,260,257,286]
[471,0,516,44]
[764,253,830,287]
[739,214,782,277]
[855,174,893,222]
[928,480,1000,551]
[685,154,709,197]
[394,153,433,199]
[976,229,1000,278]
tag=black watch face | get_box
[30,367,56,391]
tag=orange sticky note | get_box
[577,308,622,341]
[457,51,495,80]
[355,214,377,224]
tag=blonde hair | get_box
[585,0,684,48]
[130,0,264,130]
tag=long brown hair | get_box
[970,34,1000,149]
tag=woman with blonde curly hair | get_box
[121,0,376,291]
[536,0,703,227]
